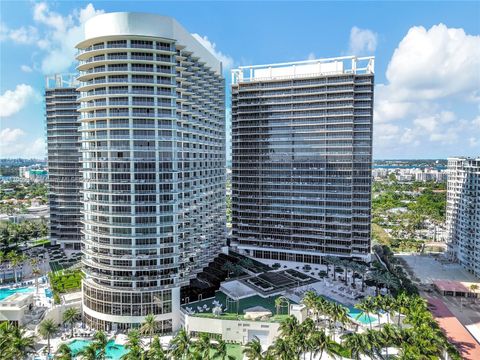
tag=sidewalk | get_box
[427,296,480,360]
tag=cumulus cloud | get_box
[374,23,480,157]
[21,65,33,73]
[0,84,36,117]
[0,22,38,44]
[385,24,480,101]
[192,33,234,70]
[349,26,378,55]
[33,2,104,74]
[0,129,45,158]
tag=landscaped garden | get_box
[48,268,83,302]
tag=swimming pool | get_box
[0,287,34,301]
[322,295,377,325]
[45,288,53,298]
[68,339,128,359]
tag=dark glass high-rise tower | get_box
[231,57,374,264]
[45,75,82,250]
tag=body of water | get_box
[69,340,128,359]
[0,287,34,301]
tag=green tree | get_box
[93,330,108,360]
[63,307,80,338]
[213,338,235,360]
[39,319,58,358]
[194,333,212,360]
[77,343,98,360]
[55,343,73,360]
[309,329,338,360]
[242,337,263,360]
[341,332,368,360]
[169,329,191,360]
[140,313,158,345]
[148,336,167,360]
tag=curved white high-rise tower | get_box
[76,12,226,331]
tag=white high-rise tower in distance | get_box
[446,157,480,277]
[76,12,226,331]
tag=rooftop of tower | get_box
[76,12,222,75]
[231,55,374,84]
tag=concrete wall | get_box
[184,314,280,347]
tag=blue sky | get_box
[1,1,479,159]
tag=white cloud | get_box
[32,2,104,74]
[0,129,45,158]
[0,22,38,44]
[307,52,316,61]
[349,26,378,55]
[192,33,234,70]
[374,23,480,157]
[469,137,479,147]
[0,84,36,117]
[385,24,480,101]
[21,65,33,73]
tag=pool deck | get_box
[427,296,480,360]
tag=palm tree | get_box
[122,329,143,360]
[470,284,479,303]
[301,290,318,314]
[213,338,234,360]
[141,313,158,345]
[355,296,375,329]
[32,267,41,293]
[242,337,263,360]
[148,335,167,360]
[169,329,191,360]
[379,323,401,359]
[310,329,338,360]
[63,307,80,338]
[278,316,299,338]
[329,303,350,338]
[3,323,37,360]
[341,332,367,360]
[270,338,296,360]
[393,292,410,327]
[39,319,58,358]
[194,333,212,359]
[93,330,108,360]
[78,343,98,360]
[8,251,21,283]
[55,343,73,360]
[298,318,315,360]
[275,297,283,316]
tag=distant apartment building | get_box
[76,12,225,331]
[45,75,82,250]
[231,56,374,264]
[446,157,480,278]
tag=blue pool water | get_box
[69,339,128,359]
[45,288,53,298]
[0,287,33,301]
[323,295,377,325]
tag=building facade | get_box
[446,157,480,278]
[46,75,83,250]
[76,12,226,331]
[231,57,374,264]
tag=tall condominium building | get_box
[446,157,480,278]
[76,12,226,331]
[46,75,82,250]
[231,57,374,264]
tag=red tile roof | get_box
[427,296,480,360]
